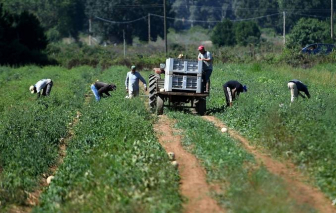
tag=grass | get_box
[33,67,182,212]
[166,111,315,212]
[0,66,96,209]
[207,63,336,201]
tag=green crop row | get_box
[0,66,97,209]
[207,63,336,200]
[166,111,315,212]
[33,67,182,212]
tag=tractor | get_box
[148,58,209,115]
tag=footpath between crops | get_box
[203,116,336,213]
[9,98,89,213]
[153,115,224,213]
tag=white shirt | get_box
[35,79,52,93]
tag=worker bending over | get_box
[29,79,53,98]
[125,65,147,98]
[223,80,247,107]
[91,81,116,101]
[198,45,213,93]
[287,79,310,102]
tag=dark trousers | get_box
[42,81,53,96]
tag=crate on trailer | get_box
[165,58,202,75]
[164,75,202,93]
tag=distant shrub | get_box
[286,18,331,48]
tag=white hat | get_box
[29,85,35,94]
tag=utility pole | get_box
[89,17,92,46]
[163,0,167,55]
[123,30,126,58]
[283,11,286,45]
[148,13,151,43]
[332,0,334,40]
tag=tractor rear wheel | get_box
[148,74,160,110]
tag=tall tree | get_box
[86,0,170,44]
[1,0,85,40]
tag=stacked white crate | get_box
[164,58,203,93]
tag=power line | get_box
[232,13,281,22]
[95,16,147,24]
[94,12,328,26]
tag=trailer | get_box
[148,58,209,115]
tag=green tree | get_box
[286,18,330,48]
[0,5,48,65]
[234,21,261,46]
[1,0,85,41]
[210,19,235,47]
[86,0,171,44]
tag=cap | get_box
[243,85,248,92]
[178,54,184,59]
[29,85,35,94]
[198,45,205,51]
[131,65,136,70]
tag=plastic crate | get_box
[165,58,203,75]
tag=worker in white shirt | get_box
[29,79,53,98]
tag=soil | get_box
[154,115,224,213]
[8,109,83,213]
[203,115,336,213]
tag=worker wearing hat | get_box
[29,79,53,98]
[288,79,310,102]
[223,80,247,107]
[91,80,117,101]
[198,45,213,93]
[125,65,147,98]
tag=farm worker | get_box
[223,80,247,107]
[91,81,117,101]
[125,65,147,98]
[198,45,213,93]
[287,79,310,102]
[29,79,53,98]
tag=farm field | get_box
[0,63,335,213]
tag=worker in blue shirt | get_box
[125,65,147,98]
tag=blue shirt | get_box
[125,71,147,92]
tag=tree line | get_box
[1,0,333,44]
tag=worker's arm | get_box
[138,74,147,90]
[303,88,311,98]
[98,85,111,97]
[125,73,129,90]
[202,52,212,62]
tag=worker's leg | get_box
[223,85,231,107]
[91,84,100,101]
[45,81,53,96]
[288,82,298,102]
[204,69,213,93]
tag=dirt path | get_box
[153,115,224,213]
[203,115,335,213]
[9,109,84,213]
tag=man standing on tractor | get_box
[223,80,247,107]
[287,79,310,102]
[198,45,213,93]
[125,65,147,98]
[29,79,53,98]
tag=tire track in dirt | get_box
[203,115,336,213]
[153,115,224,213]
